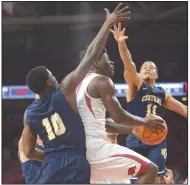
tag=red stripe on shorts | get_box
[111,154,149,177]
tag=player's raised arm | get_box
[163,90,187,118]
[22,111,44,161]
[97,75,165,129]
[60,4,131,95]
[111,23,141,86]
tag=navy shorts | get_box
[129,140,167,176]
[21,160,42,184]
[35,150,91,184]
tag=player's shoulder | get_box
[94,75,114,87]
[92,75,115,95]
[155,85,167,94]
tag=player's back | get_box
[26,88,90,183]
[126,82,166,148]
[27,88,86,155]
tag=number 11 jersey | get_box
[126,82,166,148]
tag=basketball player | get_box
[22,4,131,183]
[18,136,43,184]
[111,23,187,183]
[76,46,166,183]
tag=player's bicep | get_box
[123,62,139,84]
[59,71,76,95]
[98,78,124,123]
[163,90,187,117]
[22,118,37,158]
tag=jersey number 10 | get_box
[42,113,66,140]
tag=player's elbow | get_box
[24,147,34,159]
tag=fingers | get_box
[104,8,110,15]
[155,122,165,130]
[123,36,129,40]
[114,25,117,31]
[119,17,130,21]
[117,5,129,14]
[110,29,114,34]
[122,28,126,36]
[118,11,131,17]
[113,3,122,13]
[118,22,121,31]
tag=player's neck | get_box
[144,79,155,88]
[38,87,55,98]
[89,69,100,74]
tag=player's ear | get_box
[94,60,100,69]
[155,73,158,79]
[47,79,52,86]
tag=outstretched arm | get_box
[96,76,165,129]
[60,4,130,95]
[22,111,44,161]
[163,90,187,118]
[111,23,142,86]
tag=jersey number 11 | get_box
[146,104,158,116]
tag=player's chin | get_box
[109,70,114,78]
[143,75,151,81]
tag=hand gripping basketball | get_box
[132,114,168,145]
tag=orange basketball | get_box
[132,115,168,146]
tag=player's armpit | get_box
[163,90,187,118]
[22,112,44,161]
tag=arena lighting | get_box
[2,82,187,99]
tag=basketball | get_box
[132,115,168,145]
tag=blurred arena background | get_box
[2,1,188,184]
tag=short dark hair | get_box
[79,46,107,61]
[26,66,49,94]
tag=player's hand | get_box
[104,3,130,27]
[111,23,128,42]
[144,114,166,130]
[164,169,174,184]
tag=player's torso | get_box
[76,73,107,139]
[27,88,86,156]
[126,82,166,148]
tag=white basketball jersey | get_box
[76,73,107,139]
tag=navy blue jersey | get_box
[20,144,43,184]
[26,88,86,156]
[126,82,166,148]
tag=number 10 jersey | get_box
[26,88,86,156]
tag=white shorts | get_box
[86,136,151,184]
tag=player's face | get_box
[47,70,59,88]
[97,53,114,78]
[139,61,158,81]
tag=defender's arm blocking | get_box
[111,23,141,86]
[60,4,130,95]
